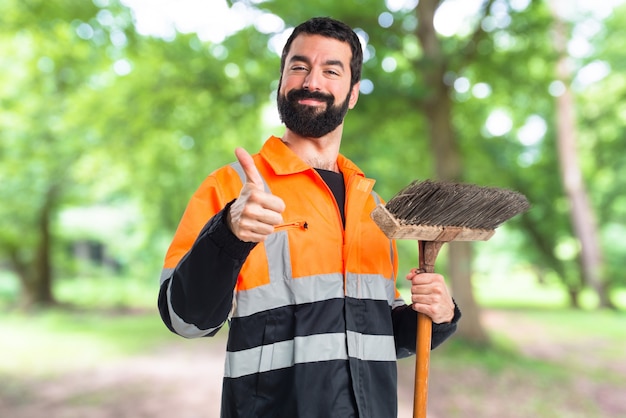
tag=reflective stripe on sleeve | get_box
[160,267,174,285]
[161,268,224,337]
[166,282,225,337]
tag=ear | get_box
[348,81,360,109]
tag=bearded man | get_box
[158,16,460,418]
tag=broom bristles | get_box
[385,180,530,230]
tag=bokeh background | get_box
[1,0,625,417]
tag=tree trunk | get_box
[567,288,581,309]
[550,1,613,309]
[34,186,56,305]
[416,0,489,344]
[11,186,57,309]
[448,241,489,344]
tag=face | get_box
[277,34,360,138]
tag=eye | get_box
[291,65,309,72]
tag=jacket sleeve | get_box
[158,200,256,338]
[392,300,461,358]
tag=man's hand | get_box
[227,148,286,242]
[405,269,455,324]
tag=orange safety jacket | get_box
[158,136,459,418]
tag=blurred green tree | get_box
[227,1,624,317]
[0,0,279,307]
[1,0,623,314]
[549,0,611,308]
[578,3,626,298]
[0,0,119,307]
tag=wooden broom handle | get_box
[414,240,445,418]
[414,312,432,418]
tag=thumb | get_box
[235,147,264,189]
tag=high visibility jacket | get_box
[158,136,459,418]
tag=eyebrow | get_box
[289,55,345,70]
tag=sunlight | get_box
[434,0,484,37]
[121,0,256,43]
[517,115,547,147]
[485,109,513,137]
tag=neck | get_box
[281,128,342,172]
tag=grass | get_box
[436,308,626,373]
[0,269,160,311]
[0,271,173,377]
[0,308,176,377]
[427,312,625,417]
[474,269,626,310]
[54,274,160,310]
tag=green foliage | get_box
[0,0,280,302]
[0,0,122,305]
[1,0,624,307]
[578,4,626,287]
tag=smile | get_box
[298,98,326,106]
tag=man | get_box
[158,17,460,418]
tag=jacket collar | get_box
[261,136,366,179]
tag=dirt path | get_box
[1,310,624,417]
[0,339,226,418]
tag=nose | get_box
[302,68,322,91]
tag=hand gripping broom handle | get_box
[414,240,446,418]
[368,180,530,418]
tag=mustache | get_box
[286,89,334,105]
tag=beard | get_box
[277,88,351,138]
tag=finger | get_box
[235,147,264,189]
[239,219,277,240]
[243,202,284,226]
[406,268,424,278]
[411,284,432,296]
[266,196,286,214]
[408,273,435,286]
[249,191,286,214]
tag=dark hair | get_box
[280,17,363,87]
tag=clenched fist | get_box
[227,148,286,243]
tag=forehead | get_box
[285,34,352,66]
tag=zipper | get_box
[273,220,309,232]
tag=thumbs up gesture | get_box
[227,148,286,242]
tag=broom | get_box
[370,179,530,418]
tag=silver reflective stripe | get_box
[233,273,344,318]
[372,191,382,206]
[347,330,397,361]
[345,273,396,304]
[265,229,292,282]
[162,269,224,337]
[160,267,174,285]
[224,333,348,378]
[372,190,398,295]
[237,239,395,317]
[230,161,271,193]
[230,160,307,318]
[231,161,291,286]
[392,296,407,309]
